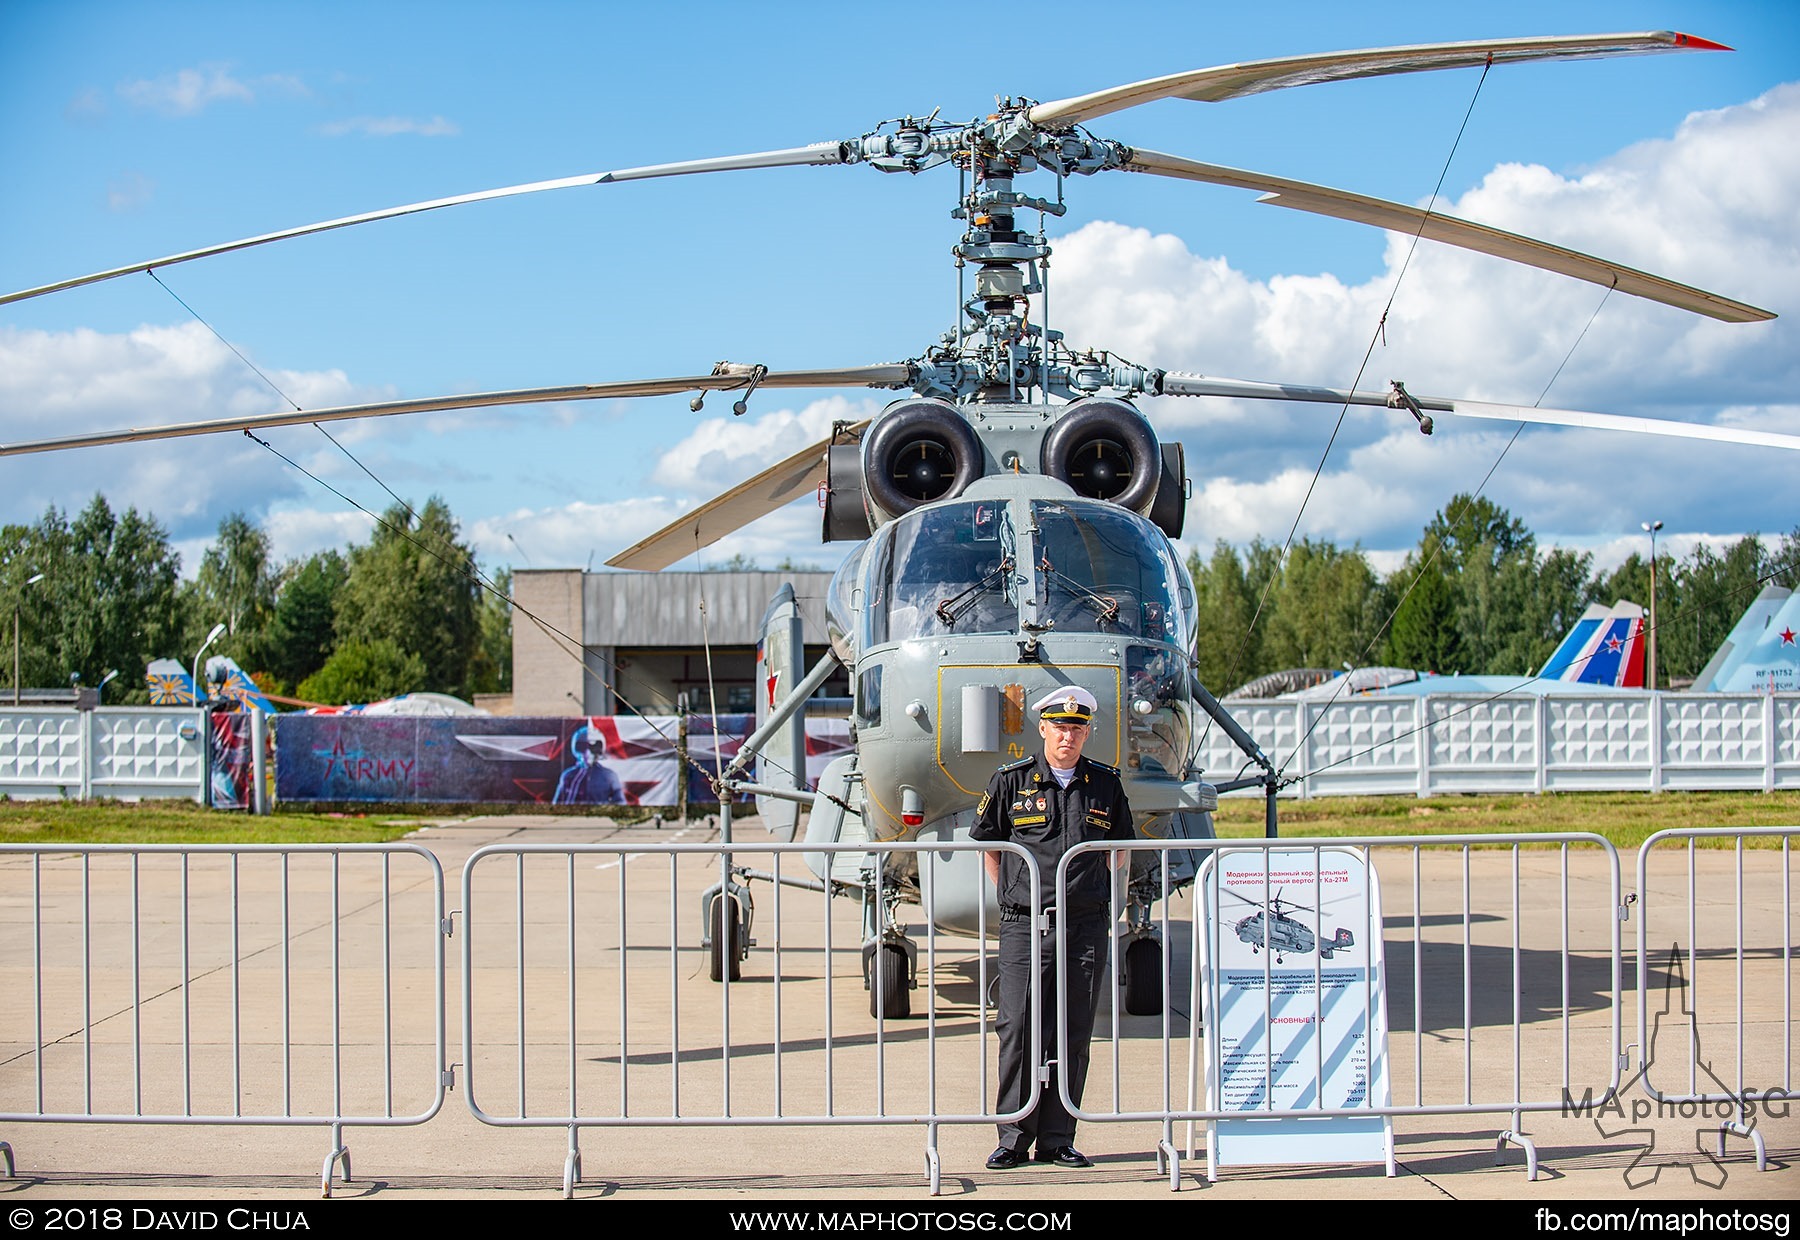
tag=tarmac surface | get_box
[0,812,1793,1209]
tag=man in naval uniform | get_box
[970,685,1133,1170]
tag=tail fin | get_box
[205,655,274,712]
[1538,600,1645,687]
[753,584,808,841]
[145,658,198,705]
[1699,585,1799,693]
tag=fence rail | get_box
[459,839,1039,1196]
[1634,826,1797,1175]
[1056,835,1626,1185]
[0,843,448,1194]
[1,829,1790,1196]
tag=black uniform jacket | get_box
[969,753,1133,916]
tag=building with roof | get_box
[510,569,847,716]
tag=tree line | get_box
[4,489,1795,707]
[1,495,511,707]
[1189,495,1800,694]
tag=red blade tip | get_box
[1671,32,1733,52]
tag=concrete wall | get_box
[510,569,592,717]
[0,706,207,800]
[1196,692,1800,797]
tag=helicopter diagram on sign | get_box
[1221,868,1359,965]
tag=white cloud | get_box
[468,495,850,575]
[113,65,308,116]
[0,323,395,555]
[318,115,461,138]
[117,65,255,116]
[1049,83,1800,561]
[650,395,880,494]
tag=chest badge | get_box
[1035,797,1046,811]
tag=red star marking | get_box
[1781,627,1797,646]
[1605,636,1623,652]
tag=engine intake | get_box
[862,399,983,518]
[1040,398,1160,513]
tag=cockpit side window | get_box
[1031,501,1191,644]
[883,501,1018,642]
[861,527,894,651]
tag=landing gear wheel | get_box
[1123,936,1163,1017]
[709,895,742,983]
[868,942,912,1019]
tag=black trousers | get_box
[993,907,1108,1152]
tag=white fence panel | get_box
[89,708,207,800]
[1300,698,1421,797]
[1195,692,1796,799]
[0,707,205,801]
[6,696,1796,802]
[1424,696,1540,794]
[1542,698,1654,791]
[1774,697,1800,790]
[0,710,87,797]
[1661,696,1769,791]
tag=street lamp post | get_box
[193,622,227,707]
[1641,521,1664,692]
[12,572,45,706]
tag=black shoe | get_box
[1034,1145,1093,1168]
[986,1145,1029,1170]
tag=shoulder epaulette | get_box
[999,756,1035,772]
[1085,760,1120,776]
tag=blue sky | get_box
[2,0,1796,581]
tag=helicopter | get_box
[3,30,1796,1022]
[1224,889,1356,964]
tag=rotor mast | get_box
[951,106,1057,404]
[847,106,1156,405]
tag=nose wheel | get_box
[861,873,917,1019]
[862,937,916,1019]
[701,882,753,983]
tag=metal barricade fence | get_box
[0,844,448,1196]
[1635,826,1797,1174]
[457,839,1040,1196]
[1057,834,1627,1186]
[3,830,1789,1195]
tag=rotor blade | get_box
[1124,150,1774,323]
[1028,31,1728,127]
[606,421,869,572]
[1157,373,1800,452]
[0,363,912,457]
[1448,400,1800,450]
[0,143,849,307]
